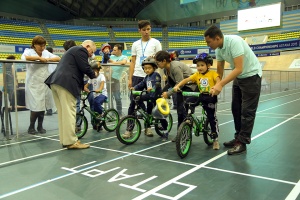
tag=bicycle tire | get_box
[203,118,213,145]
[75,113,88,139]
[154,114,173,138]
[116,115,141,145]
[103,108,119,132]
[176,122,193,158]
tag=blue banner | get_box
[15,45,30,53]
[255,52,280,57]
[250,40,300,51]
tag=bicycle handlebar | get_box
[81,90,102,100]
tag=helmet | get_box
[89,60,101,70]
[141,57,157,70]
[101,43,111,53]
[193,53,213,66]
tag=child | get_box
[123,57,167,138]
[173,53,221,150]
[84,60,108,130]
[101,43,111,64]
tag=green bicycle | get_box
[75,91,119,139]
[116,90,173,145]
[176,91,213,158]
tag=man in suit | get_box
[45,40,96,149]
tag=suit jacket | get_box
[45,46,96,98]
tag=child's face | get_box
[93,69,100,77]
[196,61,209,74]
[102,46,110,54]
[143,64,155,75]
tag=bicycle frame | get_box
[79,91,102,120]
[182,91,207,136]
[131,90,154,125]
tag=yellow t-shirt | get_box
[189,70,219,93]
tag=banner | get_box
[0,45,15,53]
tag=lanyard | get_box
[141,39,149,57]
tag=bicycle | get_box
[176,91,213,158]
[75,91,119,139]
[116,90,173,145]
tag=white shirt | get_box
[131,38,161,77]
[88,73,108,98]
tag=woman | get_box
[155,50,197,141]
[21,35,60,134]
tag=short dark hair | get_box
[6,55,16,60]
[155,50,171,63]
[63,40,76,51]
[138,20,151,29]
[46,47,53,53]
[204,25,223,39]
[173,50,179,58]
[114,44,123,52]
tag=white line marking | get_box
[285,180,300,200]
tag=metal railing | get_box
[1,59,300,139]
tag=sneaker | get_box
[145,128,153,137]
[122,131,132,138]
[213,139,220,150]
[66,140,90,149]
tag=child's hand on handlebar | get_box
[173,86,180,92]
[130,87,135,90]
[161,92,168,99]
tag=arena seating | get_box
[167,27,207,49]
[45,23,110,48]
[112,27,162,47]
[0,18,43,46]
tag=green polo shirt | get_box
[215,35,262,78]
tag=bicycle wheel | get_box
[154,114,173,138]
[176,122,192,158]
[103,108,119,132]
[203,118,213,145]
[75,113,88,139]
[116,115,141,145]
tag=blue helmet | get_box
[193,53,213,66]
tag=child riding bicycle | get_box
[173,53,221,150]
[123,57,168,138]
[84,60,108,130]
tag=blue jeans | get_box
[94,94,107,115]
[108,78,122,115]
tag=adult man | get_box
[204,25,262,155]
[124,20,162,137]
[107,44,128,116]
[45,40,96,149]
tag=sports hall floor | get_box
[0,88,300,200]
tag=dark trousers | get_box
[107,78,122,115]
[128,76,146,115]
[186,94,219,136]
[177,86,195,128]
[232,74,261,144]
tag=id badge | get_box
[140,56,146,65]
